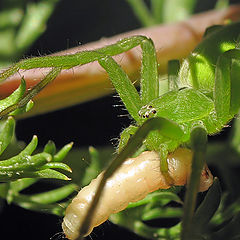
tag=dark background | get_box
[1,0,240,239]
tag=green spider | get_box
[1,21,240,239]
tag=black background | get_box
[1,0,240,240]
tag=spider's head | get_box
[138,105,157,119]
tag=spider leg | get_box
[158,146,175,184]
[98,36,159,122]
[98,55,142,122]
[168,59,180,91]
[140,38,159,104]
[0,36,149,81]
[181,126,207,240]
[155,59,180,184]
[118,125,138,152]
[214,38,240,123]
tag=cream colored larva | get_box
[62,148,213,240]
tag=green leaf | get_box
[0,117,15,155]
[37,162,72,172]
[13,194,68,216]
[26,183,77,204]
[191,178,221,236]
[25,169,71,180]
[81,146,101,186]
[0,132,72,181]
[0,78,26,112]
[0,169,70,181]
[162,0,196,23]
[43,140,56,156]
[53,142,73,162]
[9,178,37,193]
[212,213,240,240]
[19,135,38,155]
[126,0,156,27]
[127,190,183,209]
[142,207,183,220]
[9,100,34,116]
[0,152,51,172]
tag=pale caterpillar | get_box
[62,148,213,240]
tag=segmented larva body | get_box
[62,148,213,239]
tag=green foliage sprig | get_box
[0,53,74,217]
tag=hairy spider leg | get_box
[181,126,207,239]
[214,46,240,123]
[0,36,150,83]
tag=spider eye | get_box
[152,110,156,114]
[148,105,153,109]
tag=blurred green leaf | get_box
[0,0,60,67]
[191,178,221,237]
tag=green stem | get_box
[151,0,165,23]
[126,0,156,27]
